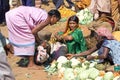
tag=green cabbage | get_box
[103,72,114,80]
[70,58,81,68]
[63,68,75,80]
[88,68,99,79]
[79,69,90,80]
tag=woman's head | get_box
[67,15,79,30]
[48,9,61,25]
[95,27,114,40]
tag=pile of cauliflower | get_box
[45,56,120,80]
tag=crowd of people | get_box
[0,0,120,79]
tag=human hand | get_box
[86,55,94,60]
[65,54,74,60]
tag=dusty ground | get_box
[0,1,92,80]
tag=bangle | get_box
[94,56,98,59]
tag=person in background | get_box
[0,32,13,56]
[52,0,75,10]
[22,0,35,6]
[88,0,111,20]
[0,0,10,26]
[55,15,87,56]
[66,27,120,65]
[0,33,15,80]
[39,0,49,8]
[5,6,61,69]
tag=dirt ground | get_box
[0,1,92,80]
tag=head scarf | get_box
[96,27,114,40]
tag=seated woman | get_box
[54,15,87,57]
[66,27,120,65]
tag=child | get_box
[34,40,51,65]
[55,15,87,55]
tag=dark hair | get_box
[64,15,79,33]
[68,15,79,24]
[48,9,61,20]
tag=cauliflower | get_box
[103,72,114,80]
[88,68,99,79]
[79,69,90,80]
[63,68,75,80]
[113,76,120,80]
[70,58,81,68]
[95,76,103,80]
[57,56,68,64]
[89,62,97,68]
[82,61,90,69]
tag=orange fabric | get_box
[76,0,91,9]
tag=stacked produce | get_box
[58,7,76,21]
[76,8,93,25]
[45,56,120,80]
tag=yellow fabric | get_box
[58,6,76,18]
[63,29,73,37]
[112,31,120,41]
[76,0,91,9]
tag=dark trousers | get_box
[66,0,74,8]
[0,0,10,23]
[22,0,35,6]
[52,0,74,9]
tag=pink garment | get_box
[6,6,48,56]
[96,27,114,40]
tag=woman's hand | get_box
[65,54,74,60]
[86,55,94,60]
[54,32,63,41]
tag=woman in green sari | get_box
[55,15,87,54]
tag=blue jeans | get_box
[22,0,35,6]
[0,0,10,23]
[52,0,74,9]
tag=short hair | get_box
[48,9,61,20]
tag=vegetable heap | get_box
[45,56,120,80]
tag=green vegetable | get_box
[103,72,114,80]
[70,58,81,68]
[88,68,99,79]
[63,68,75,80]
[79,70,90,80]
[82,61,90,69]
[95,76,103,80]
[113,76,120,80]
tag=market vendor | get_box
[66,27,120,65]
[54,15,87,59]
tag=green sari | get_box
[66,28,87,54]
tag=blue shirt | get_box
[98,39,120,65]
